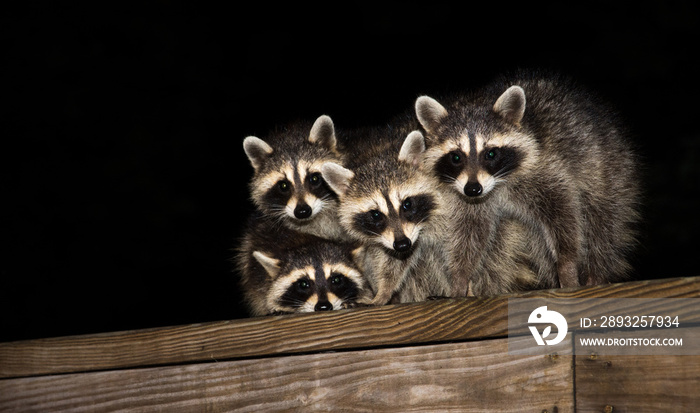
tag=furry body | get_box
[235,214,371,316]
[323,118,453,304]
[415,72,640,295]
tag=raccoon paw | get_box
[341,301,373,310]
[355,296,378,306]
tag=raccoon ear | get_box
[398,131,426,167]
[493,86,526,126]
[321,162,354,197]
[252,251,281,278]
[243,136,274,170]
[350,245,365,264]
[415,96,448,133]
[308,115,337,152]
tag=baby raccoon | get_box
[322,119,453,305]
[401,131,546,296]
[415,72,640,294]
[235,214,371,316]
[243,115,348,241]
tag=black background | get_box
[2,3,699,342]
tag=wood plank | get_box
[575,329,700,412]
[0,336,574,413]
[1,276,698,379]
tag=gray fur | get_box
[417,72,641,295]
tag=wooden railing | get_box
[1,276,699,412]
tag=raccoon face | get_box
[243,115,343,224]
[346,185,436,257]
[430,133,524,198]
[264,261,366,313]
[416,90,537,200]
[322,131,437,257]
[254,160,338,222]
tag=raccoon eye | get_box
[298,279,310,289]
[450,152,462,164]
[400,194,435,223]
[278,180,291,192]
[308,173,322,187]
[330,273,344,285]
[485,148,497,160]
[369,210,383,221]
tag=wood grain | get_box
[1,277,699,379]
[0,336,574,413]
[575,329,700,412]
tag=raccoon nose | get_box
[393,237,412,252]
[464,182,483,197]
[294,204,312,219]
[314,300,333,311]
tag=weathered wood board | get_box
[575,329,700,412]
[0,336,574,413]
[1,277,699,412]
[2,277,698,379]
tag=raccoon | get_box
[322,119,453,305]
[414,72,640,294]
[243,115,349,241]
[400,131,545,296]
[235,214,372,316]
